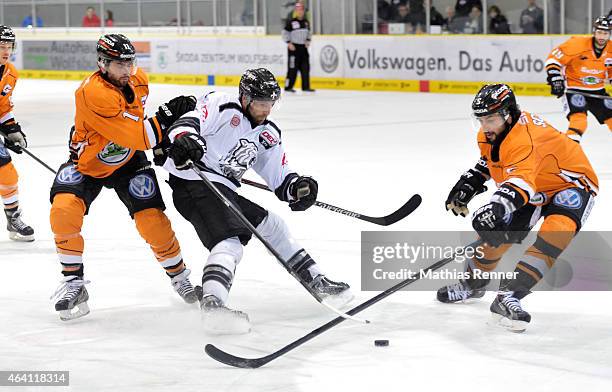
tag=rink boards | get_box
[10,32,612,96]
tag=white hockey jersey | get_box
[163,91,296,199]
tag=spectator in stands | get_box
[443,5,463,33]
[394,2,424,26]
[463,6,483,34]
[105,10,114,27]
[430,2,446,27]
[393,3,411,23]
[520,0,544,34]
[378,0,393,22]
[82,7,101,27]
[455,0,482,18]
[21,14,43,28]
[489,5,511,34]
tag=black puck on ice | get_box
[374,340,389,347]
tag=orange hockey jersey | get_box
[545,36,612,91]
[477,111,598,205]
[0,61,18,124]
[71,67,163,178]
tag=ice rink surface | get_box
[1,79,611,391]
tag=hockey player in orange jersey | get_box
[0,26,34,241]
[49,34,198,321]
[440,84,598,332]
[545,16,612,142]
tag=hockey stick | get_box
[566,89,612,101]
[240,178,422,226]
[187,161,368,324]
[0,130,57,175]
[204,241,482,368]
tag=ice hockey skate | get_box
[200,294,251,335]
[5,209,34,242]
[52,276,90,321]
[170,268,198,304]
[489,291,531,333]
[437,280,487,303]
[309,274,353,309]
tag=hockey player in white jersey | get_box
[160,68,351,334]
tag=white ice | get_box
[1,80,611,391]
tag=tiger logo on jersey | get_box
[97,142,131,166]
[220,139,258,180]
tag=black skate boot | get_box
[437,279,487,303]
[309,274,353,308]
[200,294,250,335]
[5,209,34,242]
[53,276,90,321]
[170,268,198,304]
[490,291,531,332]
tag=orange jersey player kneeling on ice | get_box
[49,34,198,321]
[0,25,34,242]
[440,84,598,332]
[545,16,612,143]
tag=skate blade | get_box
[201,308,251,335]
[59,302,90,321]
[8,232,35,242]
[321,289,354,310]
[489,313,528,333]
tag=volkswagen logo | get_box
[553,189,582,209]
[320,45,339,73]
[56,165,84,185]
[128,174,157,200]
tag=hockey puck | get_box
[374,340,389,347]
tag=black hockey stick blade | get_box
[336,193,422,226]
[204,243,479,368]
[240,177,421,226]
[205,344,271,369]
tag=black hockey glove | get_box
[546,73,565,98]
[289,176,318,211]
[471,202,509,247]
[0,122,27,154]
[168,132,207,170]
[155,95,197,131]
[152,138,171,167]
[445,169,488,217]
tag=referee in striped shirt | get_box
[282,2,314,92]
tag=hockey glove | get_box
[471,202,509,247]
[152,138,171,167]
[155,95,197,131]
[547,74,565,98]
[0,122,27,154]
[169,132,207,170]
[445,169,488,217]
[289,176,318,211]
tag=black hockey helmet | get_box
[239,68,281,102]
[593,15,612,32]
[472,84,520,121]
[0,25,16,50]
[96,34,136,63]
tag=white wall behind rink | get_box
[14,33,574,84]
